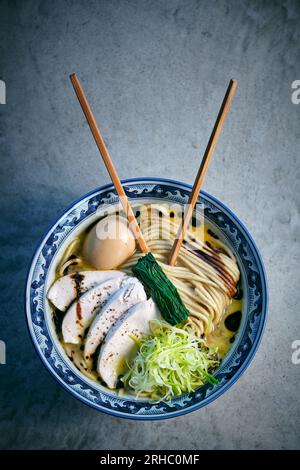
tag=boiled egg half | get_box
[83,215,136,269]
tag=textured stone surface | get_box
[0,0,300,450]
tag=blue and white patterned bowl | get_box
[25,178,268,420]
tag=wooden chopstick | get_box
[168,79,237,266]
[70,73,149,254]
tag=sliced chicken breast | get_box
[62,275,129,344]
[47,270,125,311]
[98,299,160,389]
[84,279,146,368]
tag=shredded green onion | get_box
[122,320,219,402]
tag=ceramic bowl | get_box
[26,178,268,420]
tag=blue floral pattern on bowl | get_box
[25,178,268,420]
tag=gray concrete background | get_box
[0,0,300,450]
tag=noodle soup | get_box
[47,203,242,400]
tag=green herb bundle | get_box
[132,252,189,325]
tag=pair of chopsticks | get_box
[70,74,237,266]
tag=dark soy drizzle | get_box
[72,273,85,321]
[63,254,82,276]
[207,228,219,239]
[225,311,242,332]
[53,308,64,336]
[92,343,102,371]
[63,261,77,276]
[116,375,124,389]
[191,215,201,227]
[183,240,237,297]
[233,281,243,300]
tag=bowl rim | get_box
[25,177,268,420]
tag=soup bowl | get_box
[25,177,268,420]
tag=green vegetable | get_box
[122,320,219,402]
[132,253,189,325]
